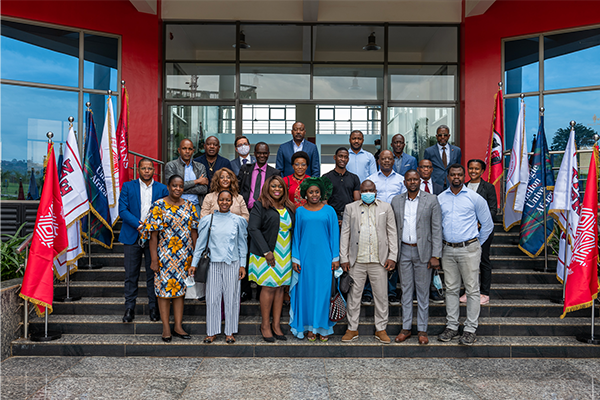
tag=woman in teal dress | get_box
[248,175,295,342]
[143,175,198,342]
[289,176,340,341]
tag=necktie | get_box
[253,169,262,201]
[424,180,431,193]
[242,159,247,165]
[442,146,447,168]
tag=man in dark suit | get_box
[118,158,169,323]
[276,121,320,177]
[418,159,443,195]
[423,125,461,189]
[230,135,256,176]
[194,135,232,186]
[238,142,281,301]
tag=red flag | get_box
[17,179,25,200]
[116,84,129,189]
[560,145,599,318]
[485,88,504,207]
[19,143,68,317]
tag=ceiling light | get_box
[233,31,250,49]
[363,32,381,51]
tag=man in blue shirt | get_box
[437,163,493,346]
[391,134,418,176]
[346,130,377,182]
[276,121,320,177]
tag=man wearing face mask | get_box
[230,136,256,177]
[340,180,398,344]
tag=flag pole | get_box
[541,107,549,273]
[576,298,600,345]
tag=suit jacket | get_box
[118,179,169,245]
[276,140,320,178]
[238,163,282,206]
[194,154,233,186]
[164,158,208,205]
[390,191,443,264]
[339,199,398,267]
[423,144,462,188]
[230,155,256,176]
[248,201,295,256]
[468,179,498,216]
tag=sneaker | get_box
[388,295,400,305]
[459,294,467,303]
[342,330,359,342]
[374,330,391,344]
[438,328,460,342]
[458,331,477,346]
[361,295,373,306]
[413,293,418,304]
[429,290,445,304]
[480,294,490,305]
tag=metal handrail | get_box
[16,233,33,254]
[15,232,33,339]
[129,150,165,183]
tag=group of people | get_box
[118,121,497,346]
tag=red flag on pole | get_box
[560,144,599,318]
[485,87,504,207]
[116,83,129,189]
[19,143,68,316]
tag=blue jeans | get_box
[363,269,397,298]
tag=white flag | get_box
[503,99,529,230]
[54,125,89,279]
[100,98,120,224]
[549,126,579,283]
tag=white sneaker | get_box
[480,294,490,305]
[459,294,467,303]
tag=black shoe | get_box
[122,308,135,323]
[438,328,460,342]
[413,293,418,304]
[162,336,172,343]
[261,327,275,343]
[272,325,287,341]
[388,295,400,305]
[361,295,373,306]
[430,290,445,304]
[459,331,477,346]
[172,330,191,340]
[240,291,251,303]
[149,309,160,322]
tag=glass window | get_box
[544,28,600,91]
[83,93,118,140]
[389,65,457,101]
[166,63,236,99]
[504,96,539,153]
[316,105,381,135]
[167,105,236,161]
[240,64,310,100]
[313,25,384,62]
[242,105,296,135]
[84,34,118,92]
[388,26,458,63]
[165,24,235,61]
[504,37,539,95]
[387,106,455,161]
[313,65,383,100]
[239,25,308,62]
[1,84,78,199]
[1,20,79,87]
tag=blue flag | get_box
[519,116,555,258]
[26,169,39,200]
[82,109,113,248]
[57,152,64,179]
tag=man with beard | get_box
[276,121,320,178]
[194,135,233,186]
[346,130,377,182]
[323,147,361,226]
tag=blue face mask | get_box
[361,192,376,204]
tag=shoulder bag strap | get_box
[203,213,214,255]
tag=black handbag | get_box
[329,271,347,322]
[339,271,354,295]
[194,214,213,283]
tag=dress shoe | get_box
[162,336,172,343]
[395,329,412,342]
[122,308,135,323]
[375,330,391,344]
[260,327,275,343]
[342,330,359,342]
[272,325,287,341]
[149,309,160,322]
[172,331,191,340]
[418,331,429,345]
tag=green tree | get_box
[550,123,598,151]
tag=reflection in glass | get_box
[1,20,79,87]
[544,28,600,91]
[387,107,455,161]
[239,25,307,62]
[504,37,539,95]
[242,105,296,134]
[166,63,236,99]
[504,96,539,153]
[83,93,118,142]
[313,65,383,100]
[314,25,384,62]
[167,105,235,161]
[316,105,381,135]
[165,24,235,61]
[84,34,118,92]
[240,64,310,99]
[388,26,458,63]
[389,65,456,101]
[1,84,78,199]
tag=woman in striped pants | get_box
[193,190,248,344]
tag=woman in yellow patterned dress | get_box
[248,175,295,342]
[143,175,198,342]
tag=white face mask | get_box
[237,144,250,156]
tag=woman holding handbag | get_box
[142,175,199,342]
[248,175,295,342]
[193,190,248,344]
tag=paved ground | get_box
[1,356,598,399]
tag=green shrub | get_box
[1,223,28,280]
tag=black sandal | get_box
[203,336,215,343]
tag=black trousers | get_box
[124,243,157,311]
[479,231,494,296]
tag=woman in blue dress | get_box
[289,176,340,341]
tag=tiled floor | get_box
[2,356,598,399]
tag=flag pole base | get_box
[30,331,62,342]
[54,295,82,302]
[575,333,600,345]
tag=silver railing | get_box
[129,151,165,183]
[16,233,33,339]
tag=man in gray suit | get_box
[390,170,442,345]
[340,180,398,344]
[164,138,209,208]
